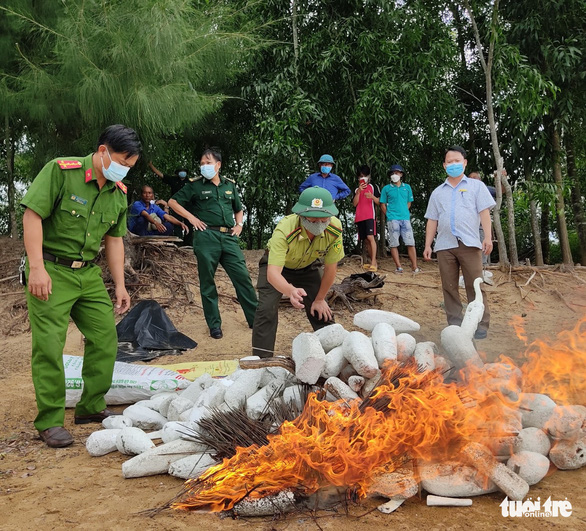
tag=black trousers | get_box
[251,254,334,358]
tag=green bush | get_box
[548,231,581,264]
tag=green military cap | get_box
[292,186,339,218]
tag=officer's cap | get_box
[292,187,338,218]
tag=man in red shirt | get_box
[353,165,380,271]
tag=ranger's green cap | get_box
[292,186,338,218]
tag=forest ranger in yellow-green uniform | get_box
[252,187,344,358]
[21,125,141,448]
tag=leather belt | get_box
[206,226,232,233]
[43,251,90,269]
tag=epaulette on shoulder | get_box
[223,176,235,183]
[57,159,82,170]
[286,227,302,244]
[115,181,127,194]
[325,224,342,238]
[189,175,203,182]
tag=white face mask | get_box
[300,217,330,235]
[391,173,401,183]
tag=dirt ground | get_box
[0,236,585,530]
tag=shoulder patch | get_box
[57,159,82,170]
[325,224,342,238]
[286,227,302,244]
[115,181,127,194]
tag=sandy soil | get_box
[0,237,585,530]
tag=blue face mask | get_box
[320,166,332,175]
[178,171,187,179]
[446,163,465,178]
[101,148,130,182]
[200,164,216,180]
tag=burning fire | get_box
[520,316,586,405]
[509,315,528,346]
[173,362,517,512]
[173,317,586,513]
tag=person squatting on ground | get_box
[21,124,141,448]
[379,164,420,274]
[252,187,344,358]
[299,154,352,201]
[353,164,380,271]
[168,148,258,340]
[128,185,188,236]
[423,145,496,340]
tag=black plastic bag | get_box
[116,299,197,362]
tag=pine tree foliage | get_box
[14,1,250,147]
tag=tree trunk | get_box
[566,129,586,265]
[540,202,550,263]
[464,0,516,267]
[5,116,18,238]
[525,165,544,266]
[256,224,262,250]
[291,0,299,84]
[378,216,386,258]
[550,122,573,265]
[492,171,509,266]
[245,216,252,250]
[501,169,518,266]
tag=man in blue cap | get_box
[380,164,420,274]
[299,154,351,201]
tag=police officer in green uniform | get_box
[252,187,344,358]
[168,148,257,339]
[21,125,141,448]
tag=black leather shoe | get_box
[74,408,117,424]
[210,327,223,339]
[39,427,74,448]
[474,329,488,340]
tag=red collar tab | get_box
[85,168,93,183]
[115,181,128,194]
[57,159,83,170]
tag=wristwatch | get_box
[237,222,244,227]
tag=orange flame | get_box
[509,315,528,345]
[173,318,586,512]
[520,316,586,405]
[173,362,516,512]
